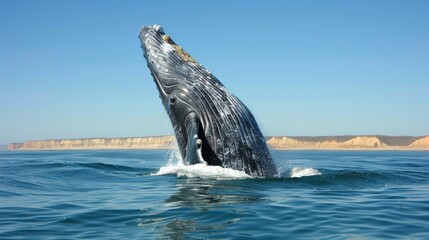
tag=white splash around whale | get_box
[289,167,321,178]
[152,147,252,179]
[152,147,321,179]
[154,163,252,180]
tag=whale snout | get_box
[139,24,164,40]
[139,25,160,51]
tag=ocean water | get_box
[0,149,428,239]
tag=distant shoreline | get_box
[7,135,429,151]
[270,147,429,151]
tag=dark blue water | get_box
[1,150,428,239]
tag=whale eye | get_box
[170,96,176,105]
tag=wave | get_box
[275,169,425,190]
[77,162,140,172]
[154,164,422,186]
[285,167,322,178]
[318,169,422,184]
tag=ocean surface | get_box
[0,149,428,239]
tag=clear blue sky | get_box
[1,0,428,144]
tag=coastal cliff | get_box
[407,136,429,149]
[7,135,429,150]
[8,136,175,150]
[266,136,429,150]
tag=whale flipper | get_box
[185,113,205,165]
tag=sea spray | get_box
[289,167,321,178]
[157,147,322,179]
[275,157,322,178]
[154,147,251,179]
[154,163,252,179]
[164,144,183,167]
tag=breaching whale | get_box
[139,25,277,177]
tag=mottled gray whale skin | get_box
[139,25,277,177]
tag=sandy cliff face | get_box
[266,136,428,150]
[266,137,342,149]
[340,136,387,148]
[8,136,175,150]
[408,136,429,148]
[266,136,387,149]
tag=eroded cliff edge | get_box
[7,135,429,150]
[8,136,175,150]
[266,136,429,150]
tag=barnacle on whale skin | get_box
[162,34,196,63]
